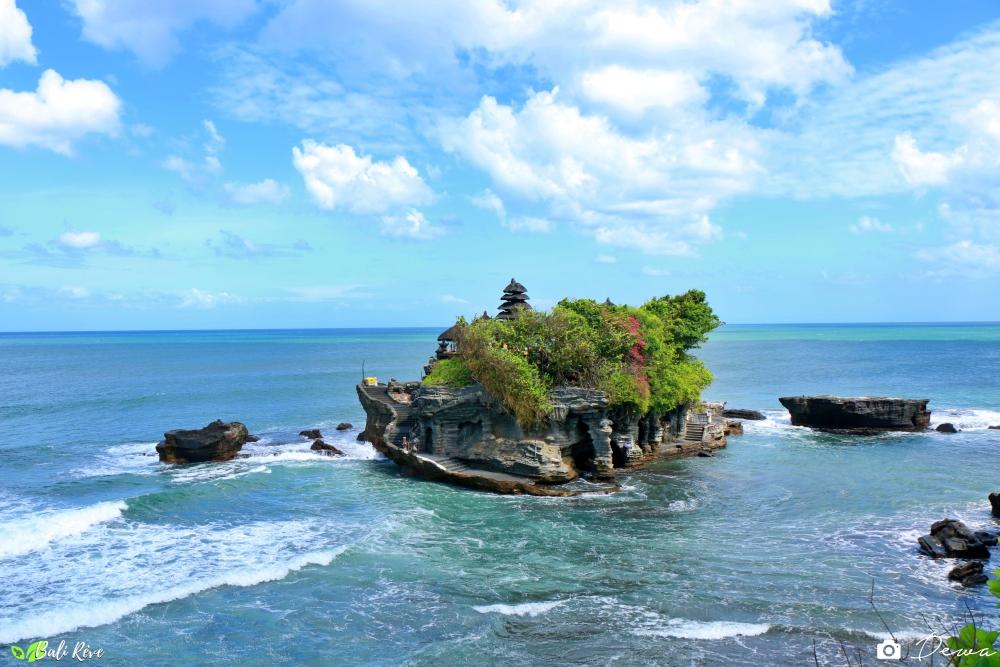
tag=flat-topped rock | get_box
[156,420,251,464]
[723,408,766,420]
[778,395,930,431]
[917,519,991,559]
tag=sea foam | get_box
[0,500,127,559]
[633,619,772,640]
[473,601,564,617]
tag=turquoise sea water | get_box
[0,324,998,666]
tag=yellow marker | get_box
[364,376,378,386]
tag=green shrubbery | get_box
[423,290,721,425]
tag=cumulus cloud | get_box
[224,179,289,205]
[57,231,102,248]
[178,288,242,309]
[0,70,121,155]
[0,0,36,67]
[849,216,893,234]
[292,140,433,214]
[579,66,706,115]
[67,0,260,66]
[379,209,442,239]
[891,134,964,186]
[916,240,1000,276]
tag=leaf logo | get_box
[10,645,25,660]
[25,641,47,662]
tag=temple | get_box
[360,279,731,496]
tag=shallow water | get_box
[0,325,998,665]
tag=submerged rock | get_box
[935,423,959,433]
[310,439,345,456]
[948,561,988,586]
[778,395,930,431]
[917,519,992,559]
[335,422,353,431]
[723,408,766,421]
[156,420,250,464]
[990,493,1000,518]
[299,429,322,439]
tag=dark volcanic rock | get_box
[948,561,988,586]
[990,493,1000,518]
[723,409,766,421]
[246,434,260,443]
[935,423,959,433]
[310,439,345,456]
[778,395,930,431]
[917,519,992,559]
[990,425,1000,430]
[724,420,744,436]
[299,429,322,439]
[156,420,250,464]
[335,422,352,431]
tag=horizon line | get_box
[2,321,1000,335]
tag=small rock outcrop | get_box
[989,425,1000,430]
[778,395,930,431]
[989,493,1000,517]
[299,429,322,439]
[918,519,992,559]
[156,420,251,464]
[948,561,988,586]
[310,439,345,456]
[724,420,744,436]
[935,423,959,433]
[723,409,766,421]
[335,422,352,431]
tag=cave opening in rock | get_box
[569,421,596,474]
[610,438,628,468]
[424,427,433,453]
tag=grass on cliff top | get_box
[424,290,721,426]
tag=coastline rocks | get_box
[299,429,322,439]
[917,519,992,559]
[156,420,250,464]
[948,561,989,586]
[778,395,930,431]
[724,420,744,436]
[310,439,345,456]
[990,425,1000,430]
[991,493,1000,517]
[723,408,766,421]
[935,423,959,433]
[335,422,352,431]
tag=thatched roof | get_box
[500,292,529,303]
[437,323,461,341]
[503,278,527,294]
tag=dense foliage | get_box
[946,568,1000,666]
[424,290,721,425]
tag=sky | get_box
[1,0,1000,331]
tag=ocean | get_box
[0,324,998,666]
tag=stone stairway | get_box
[683,423,706,443]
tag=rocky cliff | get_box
[778,395,930,431]
[358,381,727,494]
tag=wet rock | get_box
[335,422,353,431]
[156,420,250,464]
[697,450,715,457]
[948,561,988,586]
[990,425,1000,430]
[723,409,766,420]
[724,420,744,436]
[299,429,322,439]
[246,434,261,443]
[917,519,992,559]
[974,530,998,547]
[778,395,930,431]
[990,493,1000,518]
[310,439,345,456]
[935,423,959,433]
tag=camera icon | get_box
[875,638,901,660]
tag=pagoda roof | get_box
[500,292,529,303]
[502,278,527,294]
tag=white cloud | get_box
[59,286,90,299]
[595,254,617,264]
[224,179,289,205]
[916,240,1000,276]
[580,66,706,114]
[440,294,468,305]
[292,140,433,214]
[849,216,893,234]
[57,231,102,248]
[506,216,552,233]
[891,134,963,187]
[67,0,259,66]
[0,70,121,155]
[471,189,506,223]
[0,0,36,67]
[379,209,442,239]
[163,120,227,185]
[178,288,242,309]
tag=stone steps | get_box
[683,424,705,443]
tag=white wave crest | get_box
[0,501,127,559]
[474,601,564,617]
[929,408,1000,431]
[0,546,344,644]
[633,619,772,640]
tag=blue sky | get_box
[1,0,999,330]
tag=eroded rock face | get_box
[948,561,988,586]
[723,409,766,421]
[357,382,718,492]
[936,423,958,433]
[990,493,1000,518]
[310,439,345,456]
[156,420,250,464]
[778,395,930,431]
[917,519,992,559]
